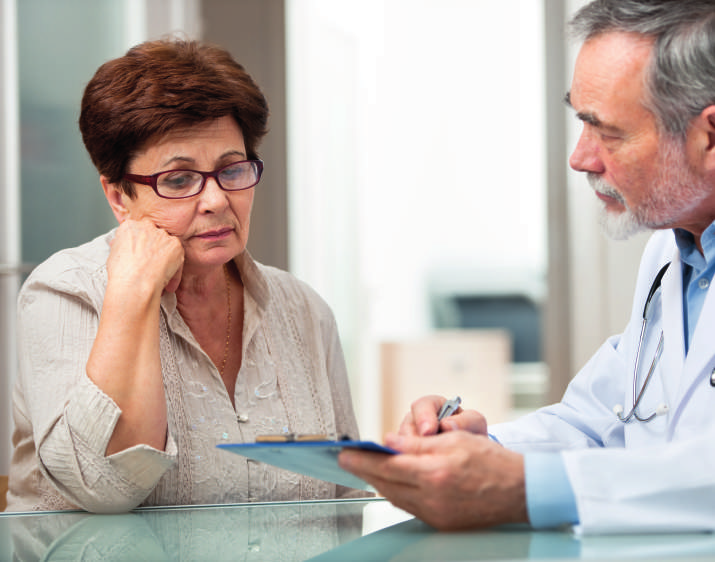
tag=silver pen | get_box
[437,396,462,421]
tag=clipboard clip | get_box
[255,433,352,443]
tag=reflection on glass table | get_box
[3,498,715,561]
[313,517,715,562]
[1,498,401,562]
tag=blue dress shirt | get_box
[675,224,715,352]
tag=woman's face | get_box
[106,116,255,273]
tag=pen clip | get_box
[437,396,462,421]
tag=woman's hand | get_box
[398,395,488,437]
[87,218,184,455]
[108,218,184,295]
[339,431,527,530]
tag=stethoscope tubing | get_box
[617,331,664,422]
[616,262,670,424]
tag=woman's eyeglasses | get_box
[123,160,263,199]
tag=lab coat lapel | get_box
[659,253,684,407]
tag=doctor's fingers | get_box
[340,433,488,483]
[338,450,408,491]
[396,411,419,437]
[363,477,456,529]
[347,471,438,524]
[352,452,498,531]
[440,409,487,435]
[337,445,453,488]
[355,436,474,485]
[382,442,527,530]
[399,395,447,436]
[385,430,491,457]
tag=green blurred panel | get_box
[19,0,128,264]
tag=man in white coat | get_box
[340,0,715,534]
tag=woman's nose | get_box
[198,177,229,211]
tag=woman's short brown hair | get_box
[79,38,269,197]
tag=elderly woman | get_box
[7,39,361,512]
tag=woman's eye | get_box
[221,165,246,180]
[161,172,196,189]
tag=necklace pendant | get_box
[237,414,249,423]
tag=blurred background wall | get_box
[0,0,649,474]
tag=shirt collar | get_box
[234,250,269,311]
[674,221,715,270]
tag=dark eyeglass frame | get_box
[123,159,264,199]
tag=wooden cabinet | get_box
[380,330,512,436]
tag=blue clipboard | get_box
[217,440,397,491]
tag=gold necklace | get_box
[219,264,231,377]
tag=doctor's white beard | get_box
[588,179,644,240]
[588,136,710,240]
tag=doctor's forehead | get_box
[567,33,653,112]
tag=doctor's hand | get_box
[338,431,527,531]
[398,395,488,437]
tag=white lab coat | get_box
[491,229,715,534]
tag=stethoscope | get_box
[613,262,671,423]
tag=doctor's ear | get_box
[695,106,715,162]
[685,106,715,176]
[101,175,131,224]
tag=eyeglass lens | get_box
[156,161,260,198]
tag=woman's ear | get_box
[101,176,131,223]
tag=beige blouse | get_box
[7,230,362,512]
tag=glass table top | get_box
[3,497,715,561]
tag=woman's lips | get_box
[195,227,233,240]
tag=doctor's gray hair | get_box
[570,0,715,138]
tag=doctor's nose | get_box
[569,130,605,175]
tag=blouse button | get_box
[699,278,710,290]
